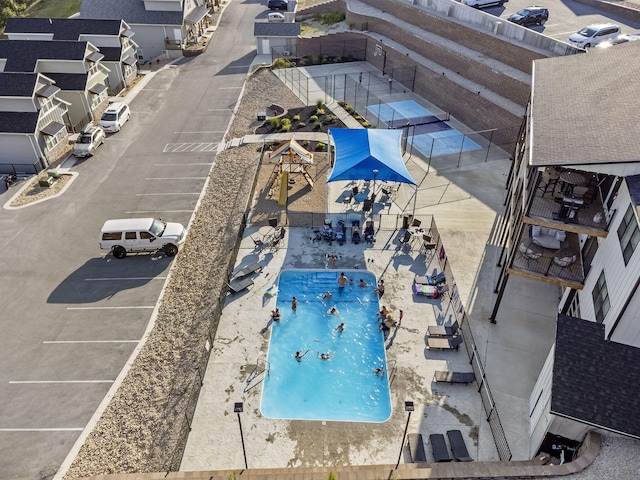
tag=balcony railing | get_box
[526,168,608,237]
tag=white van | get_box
[99,102,130,133]
[99,218,186,258]
[568,24,621,48]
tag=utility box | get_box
[38,176,55,187]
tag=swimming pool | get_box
[260,270,392,422]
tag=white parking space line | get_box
[136,192,200,196]
[0,428,84,432]
[208,108,232,111]
[84,277,167,281]
[67,306,155,310]
[125,210,193,214]
[43,340,139,344]
[154,163,214,166]
[145,177,207,180]
[163,143,218,153]
[177,131,226,134]
[9,380,113,384]
[219,86,243,89]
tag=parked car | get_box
[267,0,288,10]
[568,24,621,48]
[267,12,285,22]
[99,102,130,133]
[461,0,504,9]
[73,124,105,157]
[507,7,549,27]
[596,33,640,48]
[99,218,187,258]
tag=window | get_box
[140,231,153,240]
[102,232,121,241]
[592,271,610,323]
[125,231,137,240]
[582,236,599,277]
[617,205,640,265]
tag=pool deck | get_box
[181,62,563,471]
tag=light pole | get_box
[396,401,414,469]
[372,169,379,200]
[234,402,248,469]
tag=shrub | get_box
[354,115,363,121]
[292,114,300,121]
[316,142,327,151]
[270,117,281,129]
[316,98,324,108]
[326,114,337,122]
[271,57,289,69]
[311,54,320,65]
[321,55,329,64]
[318,11,346,25]
[297,122,306,129]
[362,121,371,128]
[316,108,325,116]
[309,115,318,123]
[338,100,347,107]
[314,120,322,130]
[344,104,354,113]
[280,118,291,130]
[298,57,307,66]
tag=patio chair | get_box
[446,430,474,462]
[427,335,463,351]
[429,434,453,462]
[364,221,375,244]
[231,262,262,282]
[407,433,427,463]
[363,199,373,212]
[427,320,459,337]
[270,227,286,252]
[227,277,254,295]
[250,235,265,251]
[433,371,476,385]
[414,283,443,298]
[351,220,361,244]
[411,219,422,227]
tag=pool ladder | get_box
[244,358,270,393]
[387,359,397,386]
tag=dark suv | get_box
[507,7,549,27]
[268,0,288,10]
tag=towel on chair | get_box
[415,284,439,298]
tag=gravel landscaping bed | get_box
[64,68,328,478]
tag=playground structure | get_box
[266,139,314,206]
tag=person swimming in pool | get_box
[317,351,332,360]
[335,322,345,332]
[295,350,309,361]
[327,305,339,315]
[337,272,348,289]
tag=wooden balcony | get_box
[507,228,585,290]
[526,169,608,239]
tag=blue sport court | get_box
[366,100,481,157]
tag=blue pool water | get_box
[260,270,392,422]
[366,100,481,157]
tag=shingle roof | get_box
[80,0,183,26]
[44,73,88,91]
[530,42,640,167]
[0,111,39,133]
[0,72,38,97]
[552,314,640,438]
[5,17,124,39]
[0,40,89,72]
[254,22,300,37]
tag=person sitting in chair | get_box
[351,223,361,244]
[364,223,375,243]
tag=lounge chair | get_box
[414,272,446,286]
[427,335,463,351]
[407,433,427,463]
[429,434,453,462]
[414,284,442,298]
[227,277,253,294]
[231,262,262,281]
[434,371,476,385]
[446,430,474,462]
[427,320,459,337]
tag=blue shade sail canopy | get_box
[327,128,416,185]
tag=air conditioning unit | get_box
[283,50,290,56]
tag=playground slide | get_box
[278,172,289,206]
